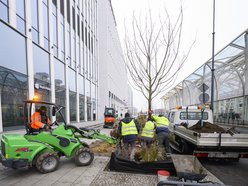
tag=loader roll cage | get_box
[24,100,66,134]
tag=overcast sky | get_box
[111,0,248,111]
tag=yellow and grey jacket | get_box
[141,121,155,138]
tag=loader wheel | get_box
[35,152,59,173]
[74,148,94,166]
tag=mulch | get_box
[188,121,226,133]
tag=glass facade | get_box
[0,0,99,131]
[0,0,9,23]
[42,0,49,50]
[54,57,66,121]
[68,68,76,122]
[0,22,27,74]
[163,31,248,125]
[33,43,51,102]
[0,66,28,130]
[78,75,85,121]
[31,0,39,43]
[16,0,26,34]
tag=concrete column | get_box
[25,0,34,101]
[48,0,55,124]
[244,32,248,123]
[0,89,3,132]
[245,32,248,95]
[64,0,70,124]
[75,2,80,123]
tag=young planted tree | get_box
[124,5,194,112]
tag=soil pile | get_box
[90,141,116,156]
[188,121,226,133]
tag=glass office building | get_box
[0,0,99,131]
[162,30,248,125]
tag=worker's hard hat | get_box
[39,106,47,111]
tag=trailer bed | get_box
[174,126,248,148]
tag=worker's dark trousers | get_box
[157,131,170,153]
[123,141,136,160]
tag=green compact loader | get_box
[0,100,95,173]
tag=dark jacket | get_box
[118,117,140,143]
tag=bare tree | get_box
[124,5,194,112]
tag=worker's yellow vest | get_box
[121,120,138,136]
[152,114,169,127]
[141,121,155,138]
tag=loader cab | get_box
[168,105,213,131]
[24,100,66,134]
[103,108,116,128]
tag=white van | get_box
[168,106,213,131]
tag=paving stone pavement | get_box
[0,127,224,186]
[0,156,111,186]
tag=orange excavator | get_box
[103,107,116,128]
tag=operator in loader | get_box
[149,110,170,153]
[31,106,51,130]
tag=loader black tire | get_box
[74,147,94,166]
[35,152,59,173]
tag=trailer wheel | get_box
[35,152,59,173]
[74,147,94,166]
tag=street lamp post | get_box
[211,0,216,112]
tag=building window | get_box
[85,79,91,121]
[88,31,90,50]
[60,14,65,61]
[54,57,66,121]
[33,43,51,102]
[81,20,84,42]
[79,75,85,121]
[66,23,71,65]
[43,0,49,50]
[77,14,79,36]
[85,26,87,46]
[60,0,64,16]
[68,68,76,122]
[0,66,28,130]
[72,31,76,69]
[31,0,39,43]
[0,22,27,74]
[72,6,75,30]
[16,0,26,34]
[0,0,9,23]
[52,0,58,57]
[66,0,70,24]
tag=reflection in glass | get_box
[16,0,25,34]
[43,1,49,49]
[33,43,50,102]
[78,75,85,121]
[87,96,91,121]
[79,94,85,121]
[31,0,39,43]
[69,91,76,121]
[16,16,25,34]
[33,44,50,81]
[16,0,25,18]
[53,1,58,57]
[54,58,66,121]
[0,66,28,130]
[68,68,76,91]
[68,68,76,122]
[0,22,27,74]
[0,2,8,22]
